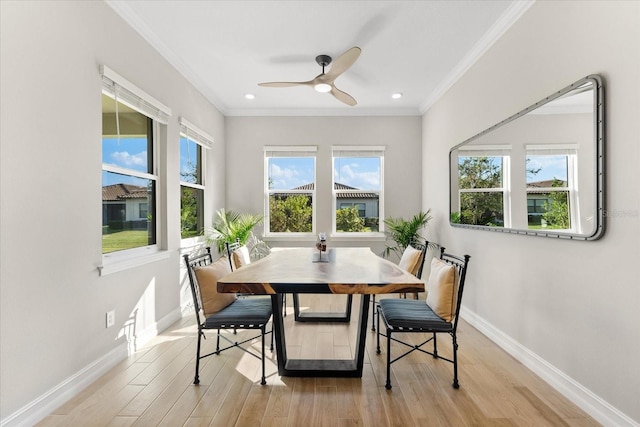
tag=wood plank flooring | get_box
[37,294,599,426]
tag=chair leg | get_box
[371,295,376,331]
[216,329,221,354]
[452,333,459,389]
[376,309,381,354]
[194,330,202,385]
[283,293,287,317]
[260,325,267,385]
[385,330,392,390]
[432,332,438,358]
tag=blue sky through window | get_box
[526,155,568,183]
[334,157,381,190]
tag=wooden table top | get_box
[217,247,424,295]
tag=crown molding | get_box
[419,0,535,114]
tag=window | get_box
[526,145,577,230]
[179,117,213,239]
[264,146,317,235]
[456,146,511,227]
[101,65,171,260]
[332,146,384,234]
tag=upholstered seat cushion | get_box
[378,299,452,331]
[398,245,423,276]
[425,258,457,322]
[204,298,272,328]
[194,257,236,316]
[231,245,251,270]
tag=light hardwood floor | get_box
[37,294,599,426]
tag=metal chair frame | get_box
[376,246,470,389]
[184,247,272,385]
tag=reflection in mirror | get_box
[450,75,604,240]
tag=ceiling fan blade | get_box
[324,47,361,83]
[331,86,357,106]
[258,81,312,88]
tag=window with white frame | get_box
[264,146,316,235]
[525,145,577,230]
[179,117,213,239]
[101,65,171,257]
[332,146,385,234]
[456,146,511,227]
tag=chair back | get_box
[413,241,428,279]
[437,247,471,331]
[225,240,241,271]
[183,247,214,326]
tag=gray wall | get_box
[422,1,640,423]
[0,1,225,420]
[225,116,423,255]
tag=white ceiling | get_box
[107,1,532,117]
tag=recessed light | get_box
[391,92,403,99]
[245,93,256,100]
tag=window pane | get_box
[102,94,153,174]
[181,186,204,238]
[458,156,503,189]
[459,192,504,226]
[526,155,568,185]
[180,136,202,184]
[333,155,382,233]
[267,157,314,190]
[269,193,312,232]
[335,195,379,232]
[334,157,381,190]
[102,171,156,253]
[527,191,570,229]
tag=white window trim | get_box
[100,66,169,274]
[457,153,511,227]
[263,146,317,237]
[525,145,579,232]
[179,119,209,242]
[331,145,385,238]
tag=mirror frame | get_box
[449,75,605,240]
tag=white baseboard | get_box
[0,343,128,427]
[0,308,183,427]
[460,307,639,427]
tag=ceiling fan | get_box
[258,46,361,106]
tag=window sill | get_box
[98,250,171,276]
[329,232,386,241]
[263,233,317,243]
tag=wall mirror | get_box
[449,75,604,240]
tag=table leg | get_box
[271,294,369,378]
[292,294,353,322]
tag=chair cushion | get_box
[379,299,452,331]
[398,245,422,276]
[231,245,251,270]
[425,258,456,322]
[204,298,272,328]
[194,257,236,316]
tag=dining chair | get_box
[376,246,470,389]
[183,247,273,385]
[371,241,428,331]
[227,239,289,318]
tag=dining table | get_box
[217,247,425,378]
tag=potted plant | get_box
[206,209,264,254]
[383,210,433,259]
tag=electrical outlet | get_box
[106,310,115,328]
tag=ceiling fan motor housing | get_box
[315,54,332,68]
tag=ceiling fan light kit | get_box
[258,46,361,106]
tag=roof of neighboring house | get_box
[526,179,568,194]
[102,183,148,201]
[278,183,378,199]
[527,179,567,188]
